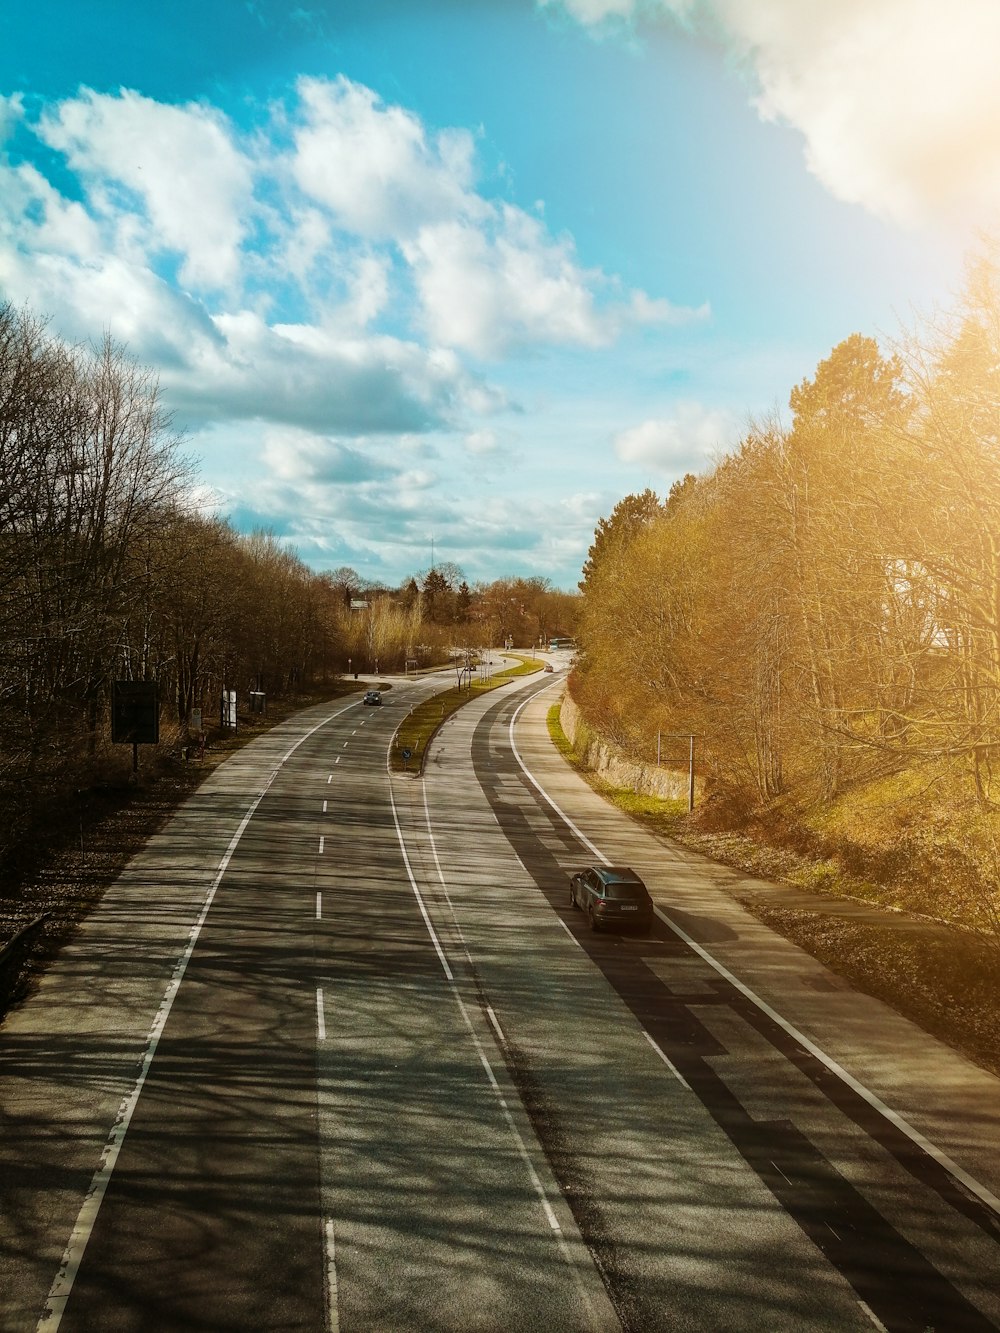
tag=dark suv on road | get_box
[569,865,654,934]
[362,689,382,706]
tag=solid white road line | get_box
[642,1030,691,1091]
[485,1004,507,1050]
[420,781,474,958]
[558,917,585,950]
[38,701,358,1333]
[858,1300,888,1331]
[386,770,454,982]
[507,692,1000,1224]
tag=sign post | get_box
[111,681,160,773]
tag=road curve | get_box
[0,670,998,1332]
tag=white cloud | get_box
[1,76,687,390]
[0,160,103,261]
[221,427,601,588]
[543,0,1000,228]
[0,243,220,368]
[404,204,696,357]
[0,92,24,141]
[37,89,254,290]
[163,309,499,433]
[289,76,480,240]
[345,254,392,327]
[403,210,602,356]
[464,429,500,456]
[285,76,690,355]
[1,74,691,401]
[538,0,683,26]
[260,427,401,485]
[719,0,1000,227]
[614,402,736,471]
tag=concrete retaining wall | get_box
[559,692,702,803]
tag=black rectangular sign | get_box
[111,680,160,745]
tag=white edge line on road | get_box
[858,1300,888,1331]
[37,702,356,1333]
[421,780,474,959]
[324,1218,340,1333]
[642,1030,691,1091]
[385,757,454,982]
[485,1004,507,1049]
[452,984,563,1238]
[506,691,1000,1223]
[557,917,584,950]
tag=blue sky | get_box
[1,0,995,590]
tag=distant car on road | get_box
[569,865,654,933]
[362,689,382,706]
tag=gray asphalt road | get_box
[0,676,613,1332]
[404,679,1000,1332]
[1,669,999,1331]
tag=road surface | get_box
[1,668,998,1330]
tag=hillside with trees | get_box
[571,247,1000,939]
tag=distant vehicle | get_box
[569,865,654,934]
[362,689,382,706]
[548,636,575,651]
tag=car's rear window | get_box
[603,883,646,900]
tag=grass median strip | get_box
[392,656,543,773]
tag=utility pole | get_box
[661,732,697,812]
[688,733,695,813]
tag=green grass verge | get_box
[545,703,578,764]
[391,655,543,773]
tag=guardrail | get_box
[0,912,50,1005]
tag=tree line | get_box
[0,301,577,873]
[573,248,1000,826]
